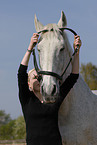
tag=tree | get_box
[0,110,11,126]
[0,120,15,140]
[0,110,26,140]
[80,63,97,90]
[0,113,26,140]
[13,116,26,139]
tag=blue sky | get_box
[0,0,97,119]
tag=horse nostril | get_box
[51,85,56,96]
[41,83,57,97]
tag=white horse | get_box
[34,11,97,145]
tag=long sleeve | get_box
[17,64,31,106]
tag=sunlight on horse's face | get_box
[37,28,68,103]
[34,12,72,103]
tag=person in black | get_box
[17,33,81,145]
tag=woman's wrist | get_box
[27,43,34,52]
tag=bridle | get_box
[32,27,79,82]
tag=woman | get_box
[17,33,81,145]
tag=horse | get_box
[34,11,97,145]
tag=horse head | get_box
[34,11,73,103]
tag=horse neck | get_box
[59,74,96,121]
[73,74,94,97]
[62,32,95,99]
[68,74,97,111]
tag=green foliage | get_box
[80,63,97,90]
[0,110,11,126]
[13,116,26,139]
[0,120,15,140]
[0,110,26,140]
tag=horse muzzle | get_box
[42,96,57,104]
[40,80,59,103]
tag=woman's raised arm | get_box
[21,33,39,66]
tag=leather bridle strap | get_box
[59,27,77,35]
[32,49,62,80]
[32,27,79,81]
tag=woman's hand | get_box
[73,35,82,54]
[72,35,82,74]
[29,33,39,51]
[21,33,39,66]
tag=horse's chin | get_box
[42,96,58,104]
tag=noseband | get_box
[32,27,79,82]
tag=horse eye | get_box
[60,47,65,52]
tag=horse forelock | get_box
[39,23,72,51]
[38,24,65,45]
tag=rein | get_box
[32,27,79,82]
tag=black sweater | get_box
[17,64,79,145]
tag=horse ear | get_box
[57,11,67,27]
[34,14,44,32]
